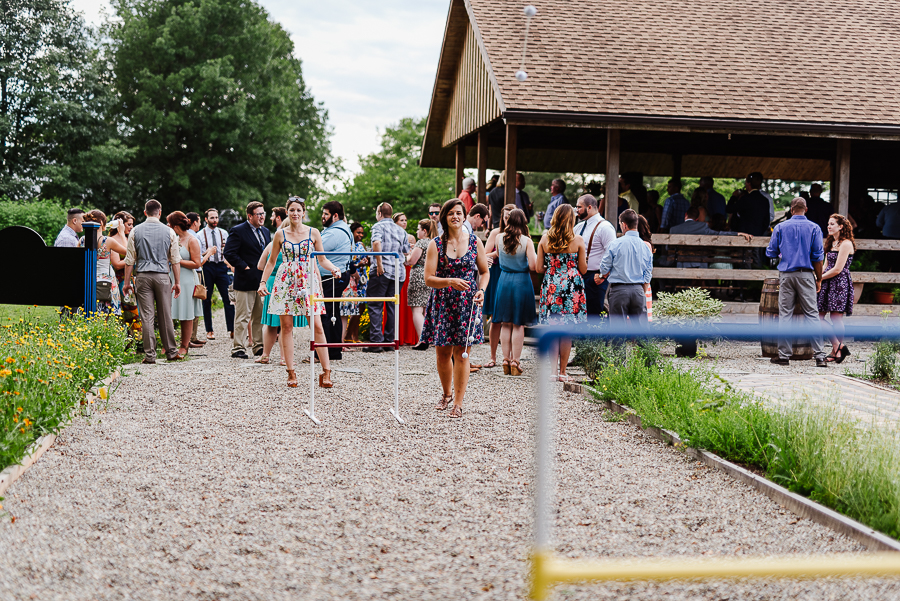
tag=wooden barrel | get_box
[759,278,813,359]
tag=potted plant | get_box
[872,284,895,305]
[653,288,725,357]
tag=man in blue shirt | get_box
[365,202,411,352]
[319,201,353,360]
[598,209,653,323]
[876,202,900,239]
[54,208,84,247]
[659,179,690,232]
[543,179,568,229]
[766,198,827,367]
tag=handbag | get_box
[97,255,113,302]
[193,271,208,300]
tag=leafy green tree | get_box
[0,0,131,207]
[107,0,332,214]
[332,117,454,225]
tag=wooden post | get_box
[504,123,517,207]
[605,129,620,224]
[455,142,465,197]
[836,140,851,217]
[477,130,488,205]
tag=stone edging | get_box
[563,380,900,553]
[0,370,120,498]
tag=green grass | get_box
[0,304,58,325]
[0,307,130,471]
[589,345,900,540]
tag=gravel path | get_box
[0,313,897,599]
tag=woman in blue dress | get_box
[491,209,537,376]
[482,204,515,368]
[421,199,490,418]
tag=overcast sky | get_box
[70,0,449,176]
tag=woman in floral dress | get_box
[259,198,341,389]
[421,199,490,418]
[340,222,369,344]
[818,213,856,363]
[406,219,437,350]
[536,204,587,382]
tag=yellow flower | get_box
[4,357,13,364]
[99,387,108,400]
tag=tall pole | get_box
[477,129,488,205]
[836,140,851,217]
[455,142,466,197]
[605,129,620,224]
[504,123,518,207]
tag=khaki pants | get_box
[778,271,825,360]
[233,289,263,354]
[135,272,178,361]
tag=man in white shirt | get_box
[463,203,488,235]
[198,208,235,340]
[575,194,616,317]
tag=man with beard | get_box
[319,201,353,360]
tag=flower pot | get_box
[873,290,895,305]
[853,282,864,304]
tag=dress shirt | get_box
[319,219,353,276]
[124,216,182,267]
[576,213,616,271]
[370,218,411,281]
[660,193,690,230]
[877,204,900,239]
[599,230,653,284]
[251,224,266,248]
[766,215,825,272]
[463,220,473,236]
[199,226,228,263]
[54,225,80,248]
[706,189,727,217]
[620,190,639,212]
[544,194,567,228]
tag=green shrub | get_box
[0,198,71,245]
[870,340,900,381]
[654,287,724,323]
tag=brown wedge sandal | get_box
[286,369,298,388]
[449,404,462,418]
[510,360,523,376]
[435,393,452,411]
[502,360,511,375]
[319,369,333,388]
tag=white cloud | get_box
[68,0,449,176]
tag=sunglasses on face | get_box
[429,211,440,216]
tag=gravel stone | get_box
[0,313,897,599]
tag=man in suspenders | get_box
[199,209,235,340]
[575,194,616,318]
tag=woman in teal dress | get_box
[256,218,308,365]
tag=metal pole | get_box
[535,349,554,551]
[390,254,404,424]
[82,223,99,316]
[304,280,320,425]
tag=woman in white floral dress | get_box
[259,198,341,389]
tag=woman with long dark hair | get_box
[421,198,490,418]
[482,204,515,368]
[491,209,537,375]
[818,213,856,362]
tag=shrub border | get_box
[0,370,120,497]
[563,381,900,553]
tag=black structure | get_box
[0,226,87,308]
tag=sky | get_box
[70,0,449,176]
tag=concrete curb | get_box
[563,380,900,553]
[0,369,120,498]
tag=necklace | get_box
[448,230,467,256]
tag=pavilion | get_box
[419,0,900,305]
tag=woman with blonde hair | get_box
[536,204,587,381]
[259,198,341,388]
[818,213,856,362]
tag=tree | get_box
[108,0,332,214]
[333,117,454,225]
[0,0,131,207]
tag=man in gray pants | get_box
[123,199,183,364]
[765,197,827,367]
[597,209,653,323]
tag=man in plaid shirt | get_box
[660,179,691,232]
[364,202,411,353]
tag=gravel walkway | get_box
[0,313,897,599]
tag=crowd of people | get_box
[51,168,867,418]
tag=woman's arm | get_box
[473,239,489,305]
[484,228,498,254]
[576,238,588,275]
[535,234,547,274]
[179,237,203,270]
[258,231,284,294]
[312,229,339,277]
[405,246,423,266]
[108,237,127,270]
[524,235,537,272]
[822,240,853,280]
[257,242,273,271]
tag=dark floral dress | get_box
[817,250,854,315]
[421,234,484,347]
[539,252,586,325]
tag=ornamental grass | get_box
[0,308,129,472]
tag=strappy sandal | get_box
[286,369,298,388]
[177,347,188,358]
[837,344,851,364]
[449,404,462,418]
[435,393,452,411]
[482,360,497,369]
[510,360,523,376]
[255,355,270,364]
[319,369,333,388]
[502,360,511,375]
[557,374,574,382]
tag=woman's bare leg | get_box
[500,323,512,362]
[411,307,425,338]
[511,325,525,363]
[313,314,330,371]
[489,320,502,362]
[179,320,192,352]
[558,339,572,377]
[262,325,277,358]
[348,315,360,342]
[451,346,469,407]
[279,316,294,370]
[436,346,453,396]
[830,312,845,354]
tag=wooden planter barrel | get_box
[759,278,813,360]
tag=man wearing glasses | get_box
[428,202,442,234]
[223,201,271,359]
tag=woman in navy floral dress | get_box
[817,214,855,363]
[537,204,587,381]
[422,199,490,418]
